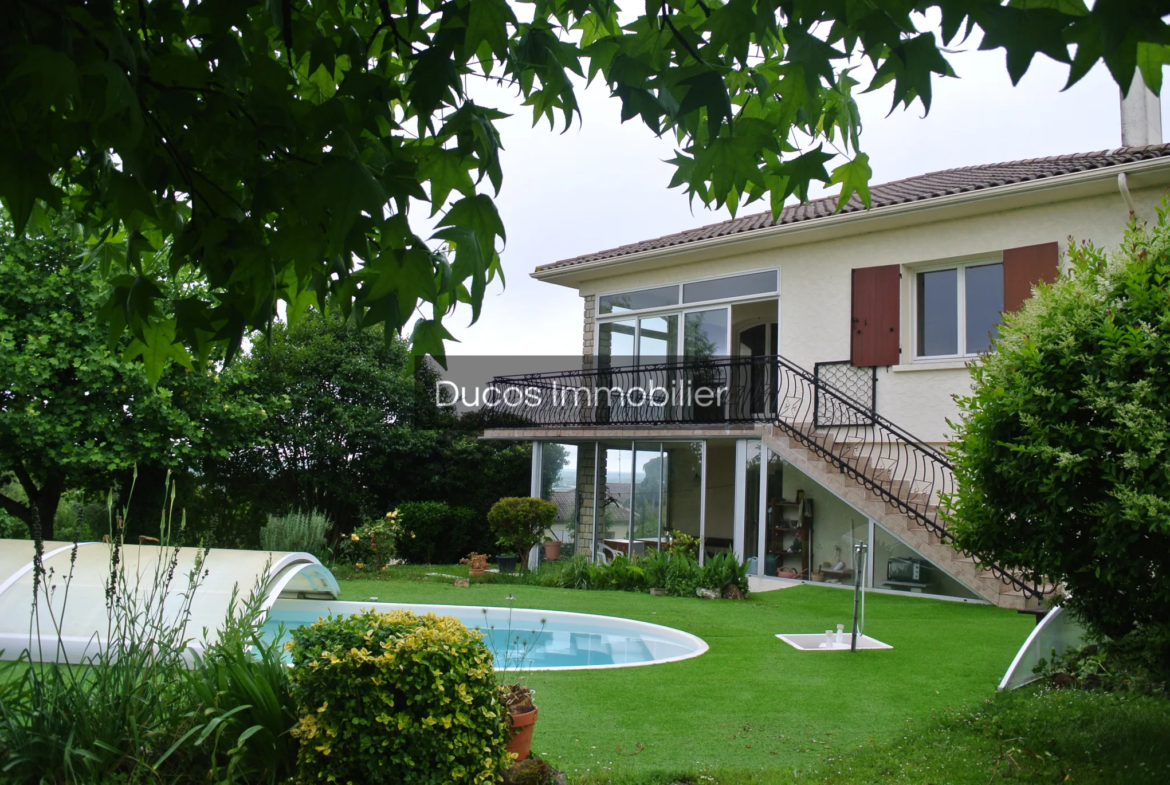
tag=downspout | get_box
[1118,173,1138,218]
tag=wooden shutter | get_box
[851,264,900,367]
[1003,242,1058,312]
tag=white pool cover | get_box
[0,539,338,663]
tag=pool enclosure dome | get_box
[0,539,339,663]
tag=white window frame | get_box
[593,267,781,363]
[910,259,1002,362]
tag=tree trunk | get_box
[33,474,66,541]
[1,465,67,541]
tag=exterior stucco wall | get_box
[571,185,1166,443]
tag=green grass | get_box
[338,573,1034,780]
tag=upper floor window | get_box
[599,286,678,315]
[915,262,1003,359]
[598,270,778,316]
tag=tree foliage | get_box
[208,309,530,536]
[0,224,266,539]
[2,1,1164,370]
[947,207,1170,640]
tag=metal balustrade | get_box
[483,355,1046,600]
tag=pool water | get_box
[262,599,707,670]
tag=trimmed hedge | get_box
[395,501,483,564]
[288,609,510,784]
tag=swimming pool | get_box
[262,599,708,671]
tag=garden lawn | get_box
[338,576,1033,780]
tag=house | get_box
[483,129,1170,609]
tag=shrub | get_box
[702,552,750,597]
[394,501,481,564]
[558,554,592,590]
[948,207,1170,640]
[665,531,700,559]
[339,509,404,566]
[641,549,669,588]
[664,553,704,597]
[487,497,557,560]
[1036,626,1170,694]
[259,508,330,560]
[174,591,298,784]
[287,609,511,785]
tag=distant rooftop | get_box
[537,144,1170,273]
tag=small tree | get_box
[0,220,268,539]
[487,497,557,561]
[947,207,1170,640]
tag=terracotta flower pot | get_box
[543,540,561,561]
[468,568,485,578]
[505,706,539,762]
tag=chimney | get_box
[1121,68,1162,148]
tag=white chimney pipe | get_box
[1121,68,1162,148]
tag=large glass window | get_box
[599,286,678,315]
[916,268,958,357]
[539,443,579,557]
[638,314,678,362]
[597,441,703,561]
[916,262,1003,358]
[683,270,777,304]
[684,309,729,359]
[871,523,980,600]
[599,444,633,546]
[965,263,1004,354]
[598,319,635,368]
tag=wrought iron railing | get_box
[483,355,1046,600]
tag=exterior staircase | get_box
[761,424,1031,608]
[484,353,1050,608]
[763,355,1048,609]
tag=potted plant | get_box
[461,552,489,578]
[542,536,561,561]
[499,683,538,762]
[488,497,558,572]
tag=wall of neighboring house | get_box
[571,184,1165,443]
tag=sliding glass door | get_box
[596,441,704,562]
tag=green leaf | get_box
[432,226,486,324]
[775,146,834,204]
[421,149,478,217]
[410,318,457,368]
[830,153,873,211]
[466,0,517,62]
[1135,43,1168,98]
[977,5,1073,85]
[676,71,734,138]
[437,194,505,258]
[123,319,193,386]
[866,34,956,114]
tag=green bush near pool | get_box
[288,609,511,784]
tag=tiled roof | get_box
[537,144,1170,273]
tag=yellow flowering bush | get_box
[338,510,402,566]
[288,609,510,784]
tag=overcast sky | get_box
[433,36,1168,358]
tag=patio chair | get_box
[597,543,621,565]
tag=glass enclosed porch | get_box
[531,438,981,603]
